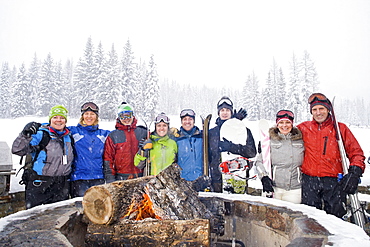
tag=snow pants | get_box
[301,173,347,218]
[25,176,70,209]
[274,187,301,204]
[70,179,105,197]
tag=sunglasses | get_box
[308,93,330,104]
[155,114,170,124]
[81,102,99,112]
[276,110,294,121]
[217,98,233,107]
[118,111,133,120]
[180,109,195,118]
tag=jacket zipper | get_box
[322,136,328,155]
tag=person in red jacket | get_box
[103,102,147,182]
[297,93,365,218]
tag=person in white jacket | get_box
[255,110,304,204]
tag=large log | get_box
[85,218,210,246]
[83,164,214,225]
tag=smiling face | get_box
[277,120,293,135]
[219,108,232,120]
[311,105,329,123]
[181,116,194,131]
[82,111,97,126]
[156,122,169,137]
[50,115,67,131]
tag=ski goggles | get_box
[308,93,330,104]
[276,110,294,121]
[155,114,170,124]
[118,111,133,120]
[81,102,99,113]
[217,98,233,107]
[180,109,195,118]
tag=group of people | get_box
[11,93,366,221]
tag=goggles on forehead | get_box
[276,110,294,121]
[217,98,233,107]
[308,93,330,104]
[155,115,170,124]
[180,109,195,118]
[118,111,133,120]
[81,102,99,112]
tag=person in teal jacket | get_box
[135,112,177,175]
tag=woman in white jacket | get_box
[255,110,304,204]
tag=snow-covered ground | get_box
[1,116,370,246]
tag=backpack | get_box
[18,130,51,185]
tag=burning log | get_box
[82,163,214,225]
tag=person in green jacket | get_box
[135,112,178,175]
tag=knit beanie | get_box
[117,102,134,115]
[217,96,233,114]
[276,110,294,125]
[310,100,332,113]
[49,105,68,122]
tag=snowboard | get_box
[258,119,273,198]
[219,118,248,194]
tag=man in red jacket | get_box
[297,93,365,218]
[103,102,147,182]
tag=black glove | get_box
[22,122,41,137]
[218,137,233,152]
[340,166,362,194]
[367,156,370,165]
[138,138,152,158]
[103,161,116,183]
[261,176,274,193]
[233,108,248,120]
[191,175,212,192]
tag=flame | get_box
[123,193,162,220]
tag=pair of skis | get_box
[331,97,367,229]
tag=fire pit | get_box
[82,164,218,246]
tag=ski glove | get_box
[138,138,152,158]
[22,122,41,137]
[261,176,274,193]
[192,175,212,192]
[103,161,116,183]
[340,165,362,194]
[218,138,233,152]
[367,156,370,165]
[233,108,248,120]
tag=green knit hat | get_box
[49,105,68,122]
[117,102,134,115]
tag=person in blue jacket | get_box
[175,109,204,182]
[68,102,110,197]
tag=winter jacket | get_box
[134,133,178,176]
[104,118,147,175]
[255,127,304,190]
[12,124,74,177]
[176,126,203,181]
[68,124,110,181]
[208,117,257,185]
[297,116,365,177]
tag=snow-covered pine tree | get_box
[0,62,11,118]
[73,37,95,114]
[39,53,57,116]
[286,53,304,122]
[11,63,29,118]
[28,54,42,116]
[98,44,120,120]
[242,72,260,121]
[144,55,159,121]
[261,72,275,120]
[121,39,136,104]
